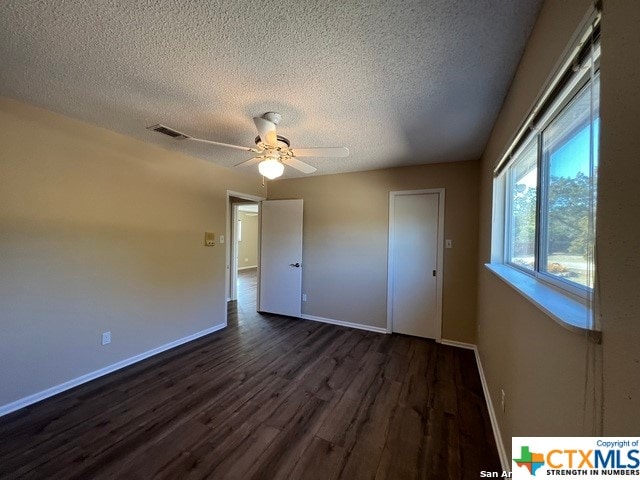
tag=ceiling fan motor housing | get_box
[254,135,291,150]
[262,112,282,125]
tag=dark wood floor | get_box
[0,268,501,479]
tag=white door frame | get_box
[386,188,445,341]
[225,190,265,317]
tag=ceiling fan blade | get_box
[291,147,350,158]
[282,157,317,174]
[147,124,258,152]
[189,137,259,153]
[234,157,263,167]
[253,117,278,147]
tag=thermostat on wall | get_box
[204,232,215,246]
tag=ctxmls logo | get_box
[513,446,545,476]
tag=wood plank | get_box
[244,393,328,479]
[334,378,402,479]
[208,424,281,479]
[289,436,347,480]
[93,419,215,480]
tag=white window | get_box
[503,75,600,296]
[490,28,600,331]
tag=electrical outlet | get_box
[102,331,111,346]
[500,389,506,412]
[302,293,307,302]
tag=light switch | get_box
[204,232,215,246]
[220,235,225,244]
[446,239,452,249]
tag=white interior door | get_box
[388,190,443,339]
[259,199,303,317]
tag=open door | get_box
[259,199,303,317]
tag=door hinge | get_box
[432,270,436,276]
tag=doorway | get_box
[387,189,445,340]
[226,191,264,324]
[235,202,260,309]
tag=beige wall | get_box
[268,161,480,342]
[476,0,640,454]
[237,211,258,268]
[0,97,264,408]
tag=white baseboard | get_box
[237,265,257,271]
[300,314,388,334]
[474,347,509,471]
[0,322,227,418]
[440,339,476,350]
[441,339,509,472]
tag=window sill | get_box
[484,263,601,340]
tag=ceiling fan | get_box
[147,112,349,179]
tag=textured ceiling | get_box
[0,0,542,178]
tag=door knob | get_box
[290,263,301,268]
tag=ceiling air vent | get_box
[147,124,190,140]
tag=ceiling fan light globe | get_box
[258,159,284,179]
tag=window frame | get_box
[488,12,602,334]
[485,25,602,341]
[500,42,600,303]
